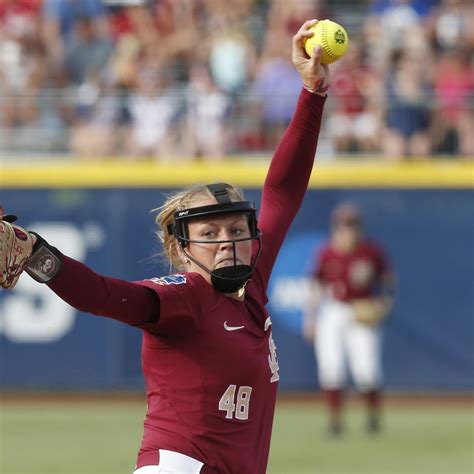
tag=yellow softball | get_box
[304,19,349,64]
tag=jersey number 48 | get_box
[218,384,253,420]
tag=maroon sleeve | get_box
[255,88,326,287]
[135,273,211,336]
[47,256,160,327]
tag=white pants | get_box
[315,299,382,391]
[133,450,204,474]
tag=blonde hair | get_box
[154,184,245,271]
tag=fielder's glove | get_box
[0,213,34,289]
[352,298,390,327]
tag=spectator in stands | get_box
[42,0,109,72]
[105,0,199,82]
[326,39,382,154]
[426,0,474,156]
[205,0,258,94]
[69,75,123,158]
[428,0,474,53]
[251,54,302,150]
[2,41,60,152]
[126,60,180,160]
[432,49,474,156]
[64,16,113,85]
[63,13,116,157]
[183,62,230,160]
[364,0,435,73]
[382,46,434,159]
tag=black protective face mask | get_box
[181,236,262,293]
[211,265,253,293]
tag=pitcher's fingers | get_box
[310,45,323,67]
[292,19,318,50]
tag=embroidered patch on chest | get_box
[146,275,187,285]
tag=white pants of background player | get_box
[314,299,382,391]
[133,450,203,474]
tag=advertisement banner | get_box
[0,187,472,391]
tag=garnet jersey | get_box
[47,89,326,473]
[135,265,278,473]
[313,240,390,302]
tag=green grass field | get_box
[1,399,472,474]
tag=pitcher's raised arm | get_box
[256,20,330,286]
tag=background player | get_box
[303,203,396,437]
[1,20,329,474]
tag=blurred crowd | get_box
[0,0,473,160]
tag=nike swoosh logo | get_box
[224,321,245,331]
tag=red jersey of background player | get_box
[313,240,390,302]
[45,89,326,473]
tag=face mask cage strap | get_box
[207,182,233,204]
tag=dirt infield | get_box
[1,390,472,407]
